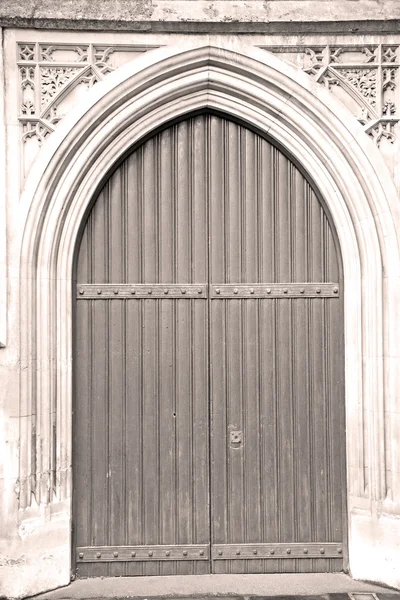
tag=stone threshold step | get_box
[30,574,399,600]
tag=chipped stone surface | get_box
[0,1,400,30]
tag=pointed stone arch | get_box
[17,41,400,589]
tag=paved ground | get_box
[31,574,400,600]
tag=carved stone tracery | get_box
[40,67,80,109]
[261,43,399,146]
[17,42,158,148]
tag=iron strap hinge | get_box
[76,544,209,562]
[76,284,208,299]
[212,542,343,559]
[211,283,340,298]
[77,283,340,299]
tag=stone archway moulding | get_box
[18,40,400,589]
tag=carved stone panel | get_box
[261,43,399,147]
[17,42,159,177]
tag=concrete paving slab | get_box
[30,574,399,600]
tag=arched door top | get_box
[17,42,400,586]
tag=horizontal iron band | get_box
[77,284,208,299]
[76,544,209,562]
[211,283,340,298]
[212,543,343,560]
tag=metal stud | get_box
[333,287,339,294]
[183,550,188,556]
[218,550,223,556]
[114,551,118,557]
[96,552,101,558]
[303,548,308,554]
[338,547,342,554]
[79,552,84,559]
[234,288,238,294]
[131,551,136,557]
[181,289,186,294]
[250,288,255,294]
[197,289,202,294]
[97,289,102,295]
[164,289,169,295]
[131,289,136,295]
[236,550,241,555]
[148,550,153,556]
[114,289,119,294]
[199,550,204,556]
[287,548,291,554]
[283,288,288,294]
[216,288,221,294]
[166,550,170,556]
[300,288,305,294]
[79,289,84,295]
[316,288,321,294]
[270,549,275,555]
[266,288,271,294]
[253,549,257,555]
[320,548,325,554]
[148,290,152,295]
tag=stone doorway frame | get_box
[17,40,400,592]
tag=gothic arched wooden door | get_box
[73,113,347,577]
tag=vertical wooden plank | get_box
[90,299,108,577]
[125,299,144,576]
[74,298,90,578]
[292,174,313,573]
[191,116,209,566]
[209,116,228,574]
[310,191,329,573]
[242,131,263,573]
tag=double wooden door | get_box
[74,113,346,577]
